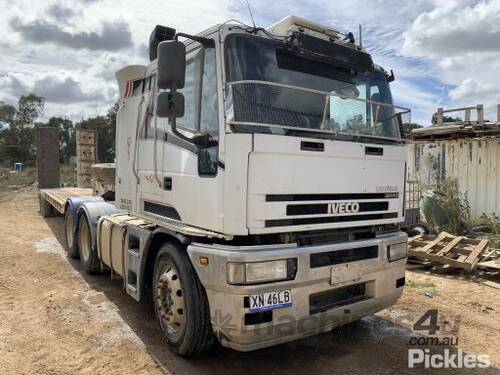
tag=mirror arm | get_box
[168,87,218,148]
[175,33,215,48]
[192,133,218,148]
[170,117,218,148]
[170,117,194,144]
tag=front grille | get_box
[265,212,398,227]
[296,228,376,247]
[310,283,368,315]
[297,231,349,246]
[310,245,379,268]
[266,192,399,202]
[286,201,388,216]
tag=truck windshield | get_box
[225,34,407,142]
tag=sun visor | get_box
[294,33,374,73]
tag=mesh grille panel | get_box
[226,80,411,139]
[230,82,326,129]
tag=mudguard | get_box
[66,196,105,236]
[76,201,122,251]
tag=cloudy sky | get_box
[0,0,499,125]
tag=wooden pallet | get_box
[407,232,489,271]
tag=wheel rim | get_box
[156,262,185,336]
[79,219,91,262]
[65,211,73,249]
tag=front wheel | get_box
[153,242,215,357]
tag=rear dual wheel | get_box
[77,214,100,274]
[63,209,79,259]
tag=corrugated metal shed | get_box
[406,137,500,218]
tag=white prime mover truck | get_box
[39,16,410,357]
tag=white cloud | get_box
[0,0,238,118]
[449,78,496,101]
[0,0,498,125]
[402,0,500,58]
[401,0,500,119]
[10,17,133,51]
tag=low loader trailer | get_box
[39,16,410,357]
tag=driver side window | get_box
[176,50,202,132]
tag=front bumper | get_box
[187,231,407,351]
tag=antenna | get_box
[245,0,256,29]
[359,24,363,49]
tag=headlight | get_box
[388,242,407,262]
[227,259,297,285]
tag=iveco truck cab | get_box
[41,15,410,357]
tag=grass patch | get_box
[0,167,37,189]
[406,279,440,295]
[407,280,436,288]
[0,165,76,189]
[491,235,500,250]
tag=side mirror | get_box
[156,92,185,118]
[157,40,186,89]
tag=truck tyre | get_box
[77,214,100,274]
[153,242,215,357]
[64,209,79,259]
[40,198,52,217]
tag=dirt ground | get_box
[0,187,499,375]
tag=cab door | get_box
[160,36,224,231]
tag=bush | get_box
[421,178,470,234]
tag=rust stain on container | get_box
[407,138,500,219]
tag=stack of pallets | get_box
[407,231,489,271]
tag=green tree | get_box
[45,117,75,163]
[1,95,117,166]
[0,95,44,166]
[401,122,423,139]
[0,101,16,127]
[17,94,45,126]
[431,114,462,125]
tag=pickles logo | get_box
[329,202,360,214]
[407,309,490,369]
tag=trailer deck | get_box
[39,187,94,214]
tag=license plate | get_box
[330,263,363,284]
[249,290,292,312]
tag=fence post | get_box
[477,104,484,126]
[464,108,471,122]
[437,107,443,126]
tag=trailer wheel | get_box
[153,242,215,357]
[77,214,100,274]
[40,198,52,217]
[64,209,79,259]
